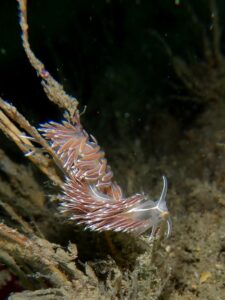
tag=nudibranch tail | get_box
[39,119,171,239]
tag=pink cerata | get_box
[39,114,172,239]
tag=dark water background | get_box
[0,1,225,299]
[1,0,223,150]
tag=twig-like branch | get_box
[185,2,213,63]
[0,98,62,186]
[209,0,223,65]
[0,223,86,288]
[0,201,34,234]
[17,0,79,119]
[0,249,33,290]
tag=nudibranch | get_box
[39,117,171,239]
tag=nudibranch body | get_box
[40,117,171,239]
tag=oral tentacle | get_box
[158,176,168,208]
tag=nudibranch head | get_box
[127,176,172,239]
